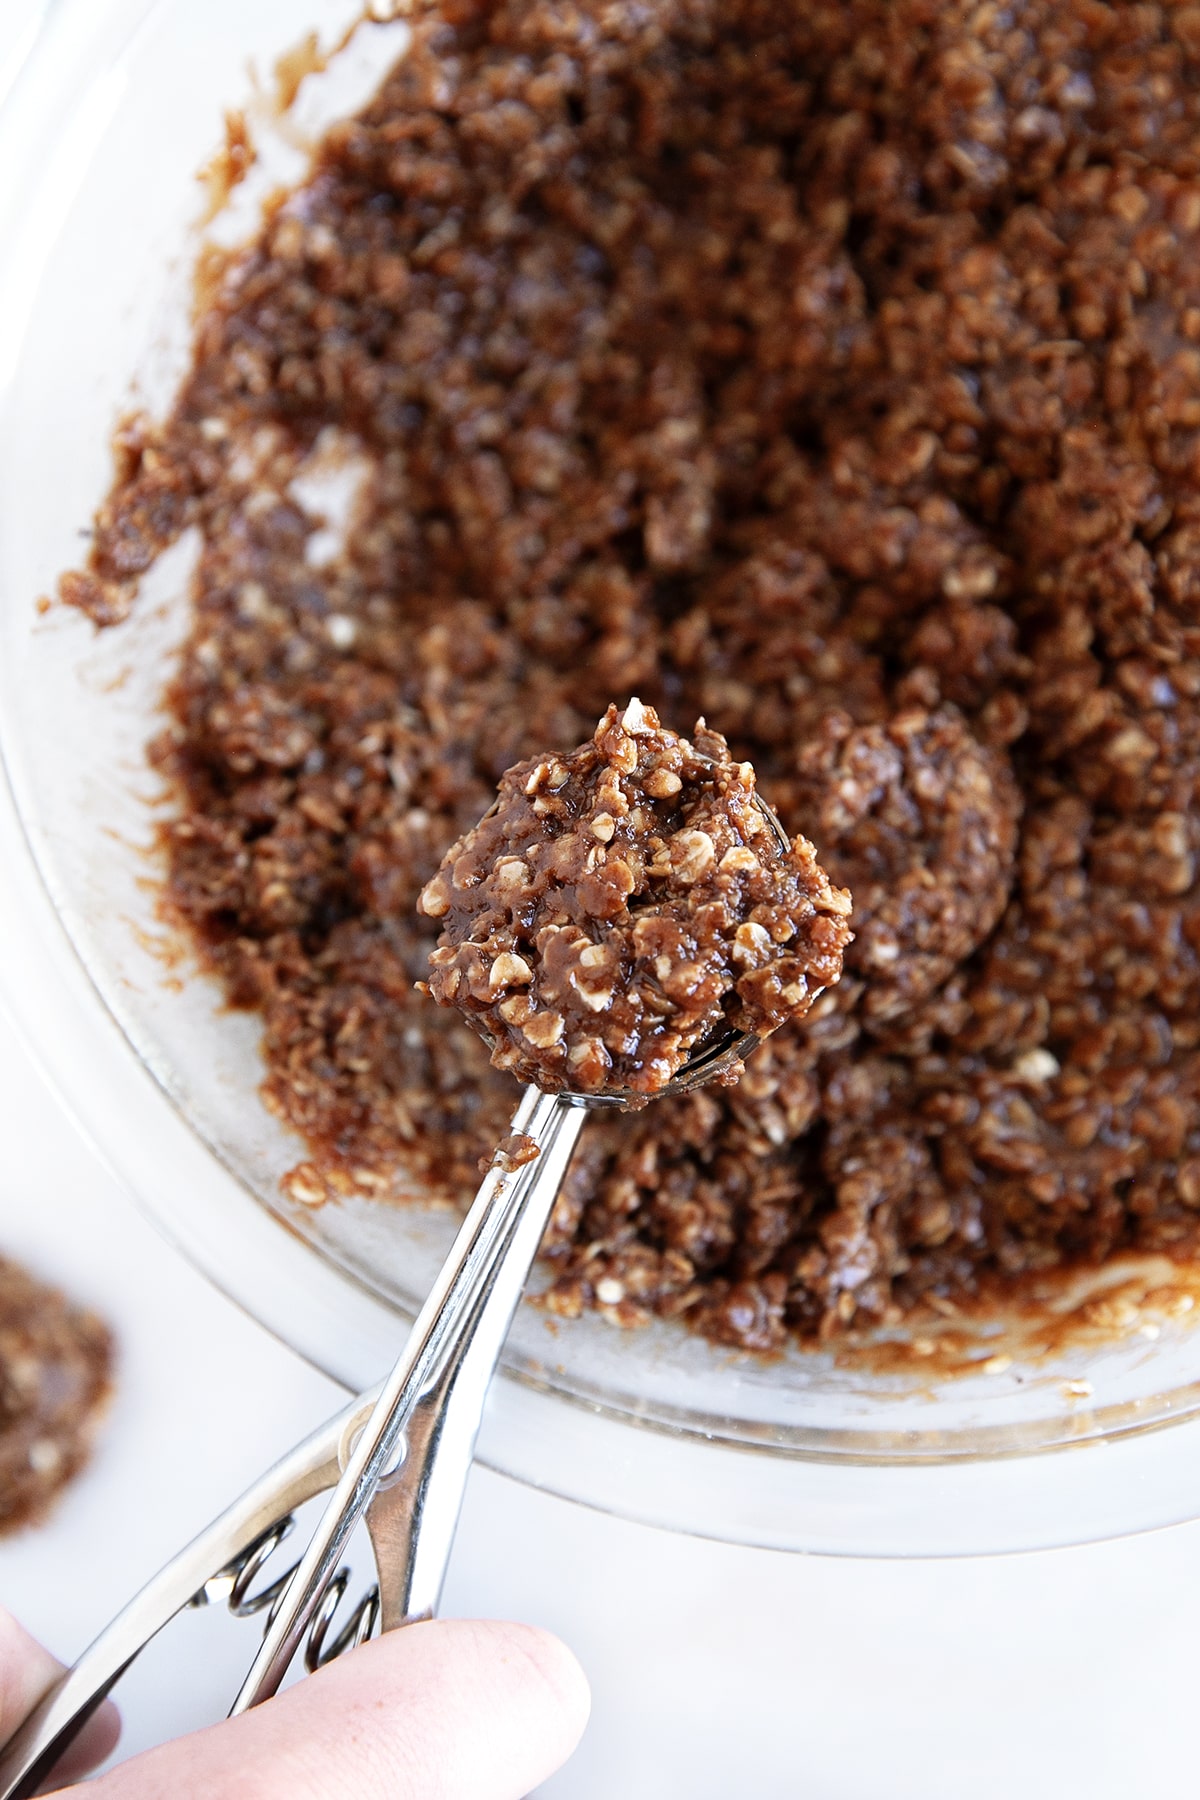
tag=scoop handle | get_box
[0,1085,585,1793]
[229,1085,585,1709]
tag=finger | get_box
[0,1607,121,1787]
[78,1618,589,1800]
[35,1705,123,1792]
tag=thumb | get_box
[71,1619,589,1800]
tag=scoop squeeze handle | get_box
[0,1085,584,1796]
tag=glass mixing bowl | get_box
[5,0,1200,1558]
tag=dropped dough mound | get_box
[0,1256,112,1534]
[792,707,1021,1026]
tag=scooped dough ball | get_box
[420,700,852,1098]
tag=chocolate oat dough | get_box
[420,702,851,1095]
[62,0,1200,1348]
[0,1258,112,1534]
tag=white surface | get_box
[3,12,1200,1798]
[3,1007,1200,1797]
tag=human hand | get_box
[1,1604,589,1798]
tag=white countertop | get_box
[4,13,1200,1796]
[3,1002,1200,1798]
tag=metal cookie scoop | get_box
[0,791,795,1798]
